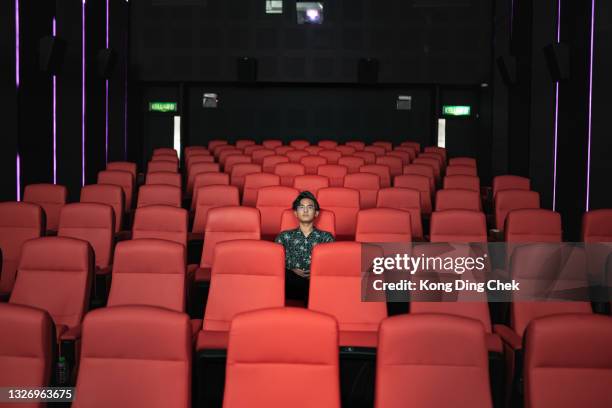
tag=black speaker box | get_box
[358,58,379,84]
[39,36,66,75]
[96,49,117,79]
[543,43,570,81]
[496,56,517,86]
[237,57,257,82]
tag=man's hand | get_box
[292,268,310,278]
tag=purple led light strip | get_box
[552,0,561,211]
[105,0,109,164]
[82,0,86,186]
[586,0,595,211]
[53,18,57,184]
[16,0,21,200]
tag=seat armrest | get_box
[493,324,522,350]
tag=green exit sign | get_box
[149,102,178,113]
[443,105,471,116]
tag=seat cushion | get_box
[196,329,229,350]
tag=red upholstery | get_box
[430,209,487,242]
[424,146,447,161]
[252,148,276,164]
[444,175,480,192]
[300,155,328,174]
[0,202,44,295]
[419,152,445,168]
[309,242,386,347]
[107,161,137,181]
[372,141,393,152]
[262,139,283,149]
[80,184,124,233]
[318,140,338,149]
[197,240,284,349]
[214,145,235,158]
[376,314,491,408]
[338,156,365,174]
[353,151,376,164]
[394,146,417,161]
[582,209,612,241]
[449,157,477,167]
[262,155,290,173]
[148,160,177,173]
[394,174,433,215]
[290,140,310,149]
[400,141,421,152]
[275,146,294,155]
[319,149,342,164]
[493,175,530,197]
[376,156,403,178]
[23,183,67,232]
[317,164,348,187]
[218,149,243,166]
[0,303,54,398]
[192,185,240,234]
[412,157,441,181]
[505,209,562,244]
[187,163,221,194]
[317,188,360,240]
[137,184,181,208]
[293,175,329,195]
[345,141,366,151]
[304,146,321,155]
[364,145,386,156]
[360,164,391,188]
[152,154,179,165]
[186,154,215,168]
[98,170,134,210]
[10,237,93,337]
[185,146,208,156]
[446,164,477,177]
[280,209,336,237]
[191,172,230,209]
[274,163,306,187]
[402,163,435,191]
[242,173,281,207]
[58,203,114,270]
[208,140,228,150]
[223,308,341,408]
[343,172,380,209]
[355,208,412,242]
[436,189,482,211]
[108,239,186,312]
[73,306,191,408]
[495,190,540,231]
[153,147,178,157]
[376,187,423,239]
[235,139,255,149]
[386,150,411,165]
[230,163,262,191]
[336,145,356,155]
[146,171,182,189]
[132,205,188,247]
[286,149,310,163]
[224,154,252,174]
[256,186,299,238]
[243,145,264,156]
[524,314,612,408]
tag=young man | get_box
[274,191,334,302]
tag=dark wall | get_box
[108,0,129,162]
[130,0,491,84]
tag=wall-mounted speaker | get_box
[237,57,257,82]
[543,43,570,81]
[496,56,517,86]
[96,49,117,79]
[39,36,66,75]
[358,58,379,84]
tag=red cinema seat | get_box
[224,154,251,174]
[504,208,561,243]
[293,175,329,195]
[372,141,393,152]
[132,205,188,247]
[98,170,134,211]
[107,161,137,181]
[429,209,487,242]
[336,145,356,156]
[317,164,348,187]
[345,141,366,151]
[495,190,540,231]
[187,163,220,195]
[394,146,417,161]
[251,148,276,164]
[243,145,264,156]
[0,303,54,395]
[107,239,186,312]
[319,149,342,165]
[80,184,124,233]
[309,242,386,347]
[290,140,310,149]
[318,140,338,149]
[262,155,290,173]
[436,189,482,211]
[0,202,44,297]
[353,151,376,165]
[300,155,328,174]
[152,154,179,165]
[218,149,243,166]
[223,308,341,408]
[137,184,181,208]
[446,165,478,177]
[376,314,492,408]
[214,145,235,158]
[412,157,441,182]
[262,139,283,149]
[274,163,305,187]
[196,240,284,350]
[424,146,447,162]
[338,156,366,174]
[186,154,215,169]
[376,156,403,178]
[386,150,411,166]
[235,139,255,149]
[256,186,298,240]
[192,172,231,210]
[192,185,240,235]
[148,160,178,173]
[400,141,421,152]
[280,209,336,238]
[9,237,93,341]
[364,145,385,157]
[185,146,208,156]
[524,314,612,408]
[230,163,262,191]
[344,172,380,209]
[286,149,310,163]
[582,209,612,242]
[393,174,432,215]
[193,207,261,282]
[208,140,228,150]
[23,183,67,232]
[58,203,114,275]
[493,175,531,198]
[402,163,435,191]
[444,175,480,192]
[153,147,177,157]
[242,173,281,207]
[72,306,191,408]
[275,146,294,155]
[355,208,412,242]
[376,187,423,240]
[360,164,391,188]
[450,157,477,167]
[146,171,182,189]
[317,188,360,241]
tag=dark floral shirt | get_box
[274,227,335,271]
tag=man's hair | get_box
[292,191,320,211]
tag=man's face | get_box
[294,198,319,223]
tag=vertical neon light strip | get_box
[53,18,57,184]
[82,0,86,186]
[105,0,109,164]
[16,0,21,201]
[552,0,561,211]
[585,0,595,211]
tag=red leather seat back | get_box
[224,308,340,408]
[275,146,294,155]
[337,156,365,174]
[364,145,386,156]
[400,141,421,151]
[208,140,228,150]
[376,187,423,239]
[23,183,67,231]
[355,208,412,243]
[187,163,221,194]
[293,175,329,195]
[80,184,124,233]
[0,202,44,294]
[274,163,306,187]
[148,160,177,173]
[345,141,366,151]
[300,155,328,175]
[58,203,114,269]
[430,209,487,242]
[192,185,240,233]
[582,209,612,242]
[495,190,540,231]
[343,173,380,209]
[192,172,230,209]
[387,150,411,166]
[235,139,255,149]
[444,175,480,192]
[98,170,134,210]
[424,146,447,161]
[290,140,310,149]
[286,149,309,163]
[230,163,262,191]
[205,240,284,331]
[412,157,441,181]
[316,188,360,240]
[449,157,477,167]
[402,164,435,191]
[360,164,391,188]
[242,173,281,207]
[107,161,137,181]
[394,146,417,160]
[373,141,393,152]
[218,149,243,166]
[394,174,433,215]
[319,149,342,165]
[146,171,182,189]
[353,151,376,164]
[317,164,348,187]
[251,148,276,164]
[262,155,289,173]
[262,140,283,149]
[280,209,336,238]
[336,145,356,156]
[493,175,530,197]
[224,154,252,174]
[376,156,403,177]
[436,189,482,211]
[108,239,186,312]
[73,306,191,408]
[376,314,492,408]
[446,164,477,177]
[153,147,178,157]
[505,208,560,243]
[256,186,298,237]
[318,140,338,149]
[132,205,188,247]
[186,154,215,168]
[137,184,181,208]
